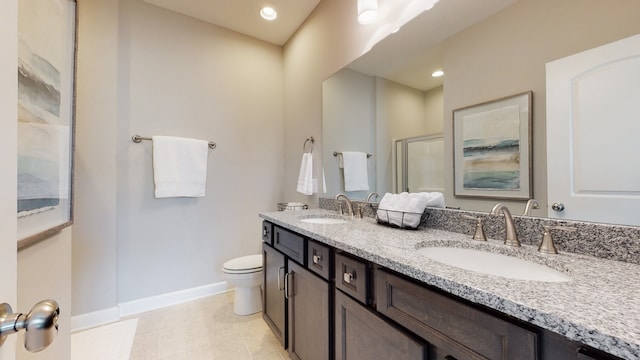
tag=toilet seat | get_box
[223,254,262,274]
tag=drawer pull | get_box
[343,272,355,284]
[313,254,322,264]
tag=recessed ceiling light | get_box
[432,70,444,78]
[357,0,378,24]
[260,7,277,21]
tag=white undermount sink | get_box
[419,247,571,282]
[299,216,349,225]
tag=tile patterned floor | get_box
[126,291,291,360]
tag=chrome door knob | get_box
[0,299,59,352]
[551,202,565,211]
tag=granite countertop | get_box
[260,209,640,360]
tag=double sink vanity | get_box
[259,206,640,360]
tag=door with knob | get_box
[1,1,18,358]
[546,33,640,226]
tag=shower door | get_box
[394,135,444,193]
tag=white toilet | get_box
[222,254,263,316]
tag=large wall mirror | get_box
[322,0,640,226]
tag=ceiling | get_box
[142,0,517,90]
[142,0,321,46]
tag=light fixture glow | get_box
[260,7,277,21]
[432,70,444,78]
[357,0,378,24]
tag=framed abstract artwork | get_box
[17,0,77,247]
[453,91,532,200]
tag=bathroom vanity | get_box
[260,209,640,360]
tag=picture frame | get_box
[17,0,77,248]
[453,91,532,200]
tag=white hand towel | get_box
[296,153,313,195]
[342,151,369,191]
[152,136,208,198]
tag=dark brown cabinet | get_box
[262,242,286,346]
[263,224,331,359]
[335,288,425,360]
[288,259,330,360]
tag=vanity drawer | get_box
[335,253,369,305]
[375,269,538,360]
[307,240,331,280]
[262,221,273,245]
[273,226,306,265]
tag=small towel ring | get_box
[303,137,314,154]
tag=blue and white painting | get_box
[18,0,72,219]
[461,105,521,190]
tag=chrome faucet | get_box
[365,192,379,205]
[335,193,354,216]
[490,203,520,247]
[523,199,540,216]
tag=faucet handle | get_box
[355,204,363,219]
[539,225,577,254]
[463,215,487,241]
[337,202,344,216]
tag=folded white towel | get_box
[152,136,209,198]
[342,151,369,191]
[296,153,313,195]
[376,192,445,228]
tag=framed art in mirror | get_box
[17,0,77,249]
[453,91,532,200]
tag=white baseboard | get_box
[71,307,120,333]
[71,281,230,332]
[118,281,229,318]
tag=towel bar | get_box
[333,151,372,158]
[131,135,216,149]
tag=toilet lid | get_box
[223,254,262,272]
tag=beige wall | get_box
[424,86,444,135]
[73,0,284,317]
[73,0,119,317]
[375,78,430,196]
[442,0,640,214]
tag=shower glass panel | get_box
[394,135,444,193]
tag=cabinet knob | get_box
[313,254,322,265]
[343,272,355,284]
[551,202,565,211]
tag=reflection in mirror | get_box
[322,67,443,200]
[322,0,640,226]
[394,135,444,194]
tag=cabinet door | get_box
[288,260,330,360]
[335,289,425,360]
[263,243,286,346]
